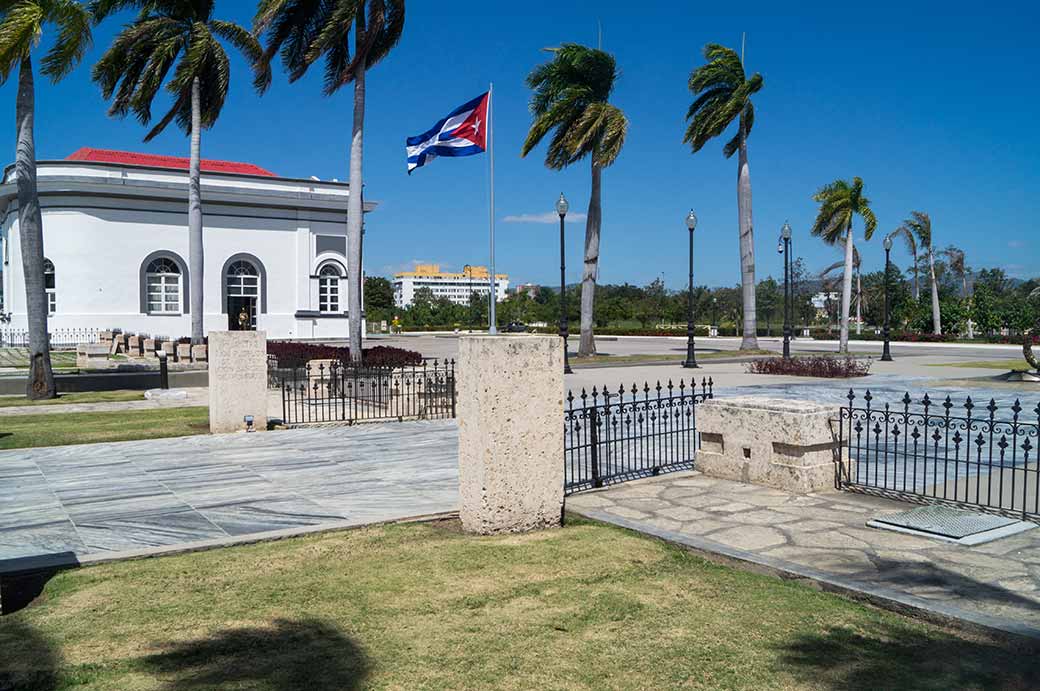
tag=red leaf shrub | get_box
[267,341,423,368]
[746,355,872,378]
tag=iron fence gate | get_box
[278,359,456,426]
[564,378,713,494]
[839,390,1040,522]
[0,328,100,349]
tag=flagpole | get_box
[487,82,497,335]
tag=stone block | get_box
[127,335,143,356]
[208,330,268,434]
[191,344,208,362]
[458,334,564,534]
[696,397,840,493]
[76,343,110,369]
[108,332,126,355]
[143,338,157,358]
[176,343,192,362]
[160,341,176,359]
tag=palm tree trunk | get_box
[577,160,601,357]
[839,224,854,354]
[345,61,366,363]
[16,55,54,399]
[911,249,919,301]
[928,249,941,335]
[737,127,758,350]
[188,76,204,344]
[855,268,862,335]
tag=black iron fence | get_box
[278,359,456,426]
[0,328,100,349]
[839,390,1040,522]
[564,378,713,494]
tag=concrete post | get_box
[208,331,268,434]
[457,335,564,534]
[696,397,840,493]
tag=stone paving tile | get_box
[565,471,1040,633]
[0,420,460,565]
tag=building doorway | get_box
[227,296,257,330]
[226,260,259,330]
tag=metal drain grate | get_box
[870,504,1017,539]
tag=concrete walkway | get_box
[566,472,1040,639]
[0,420,458,571]
[0,388,209,417]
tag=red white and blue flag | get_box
[406,92,489,174]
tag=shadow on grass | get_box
[0,619,60,690]
[142,618,368,690]
[777,623,1039,690]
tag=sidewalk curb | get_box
[569,506,1040,647]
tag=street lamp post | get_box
[881,235,894,362]
[778,221,793,359]
[683,209,699,368]
[712,296,718,335]
[557,193,572,374]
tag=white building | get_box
[0,148,375,340]
[393,264,508,308]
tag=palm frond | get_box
[0,2,44,83]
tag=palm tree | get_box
[896,211,941,334]
[0,0,92,399]
[255,0,404,363]
[92,0,267,345]
[944,246,968,298]
[520,44,627,357]
[684,43,763,351]
[821,246,864,333]
[886,226,919,300]
[810,177,877,353]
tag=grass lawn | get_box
[0,406,208,449]
[928,359,1034,370]
[0,390,145,408]
[0,519,1033,690]
[0,348,77,369]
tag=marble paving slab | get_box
[0,419,459,569]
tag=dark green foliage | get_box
[91,0,267,140]
[683,43,762,157]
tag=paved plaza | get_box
[0,420,458,570]
[567,472,1040,638]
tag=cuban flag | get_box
[406,92,489,174]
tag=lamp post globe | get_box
[683,209,699,369]
[557,193,572,374]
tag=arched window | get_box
[318,262,343,313]
[226,260,259,298]
[145,257,182,314]
[43,258,55,314]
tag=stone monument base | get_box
[696,397,839,494]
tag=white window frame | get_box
[145,257,182,315]
[43,258,56,315]
[318,262,343,313]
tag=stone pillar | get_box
[208,331,268,434]
[458,334,564,534]
[696,397,840,493]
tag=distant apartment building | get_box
[393,264,509,308]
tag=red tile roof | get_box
[66,147,277,177]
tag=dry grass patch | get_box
[0,518,1035,690]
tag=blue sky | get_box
[5,0,1038,289]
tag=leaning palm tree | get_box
[255,0,404,363]
[810,177,877,353]
[521,44,627,357]
[92,0,267,345]
[684,43,763,350]
[897,211,941,334]
[0,0,92,399]
[886,225,919,300]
